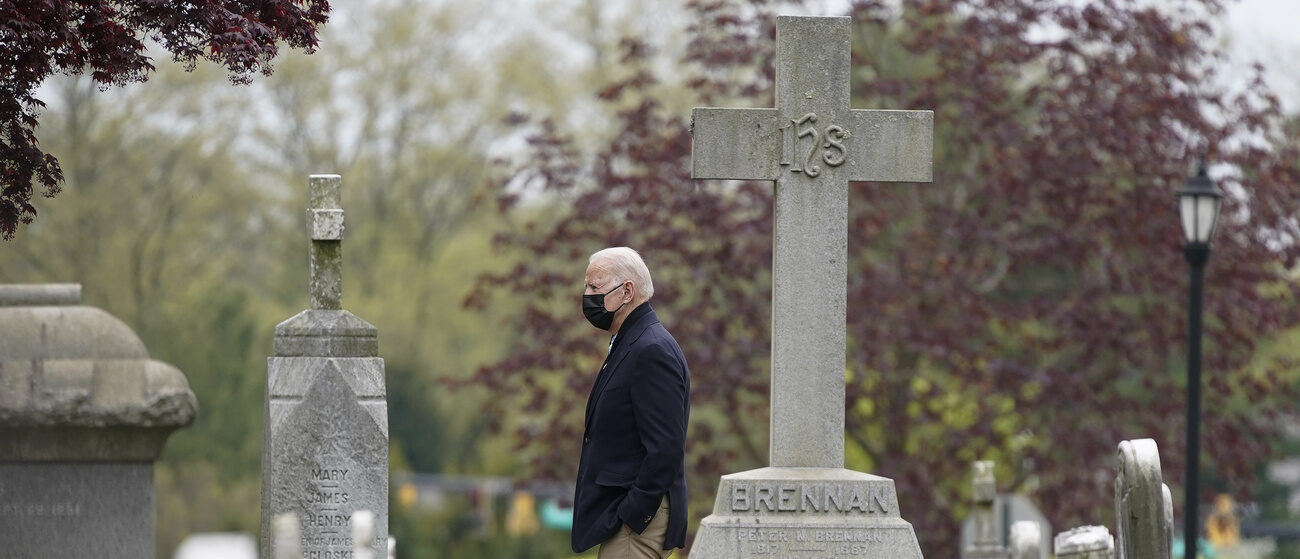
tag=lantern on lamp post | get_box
[1177,160,1222,559]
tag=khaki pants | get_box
[597,496,674,559]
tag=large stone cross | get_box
[691,15,932,469]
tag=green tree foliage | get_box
[468,0,1300,555]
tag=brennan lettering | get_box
[777,485,797,511]
[755,485,775,512]
[725,482,891,514]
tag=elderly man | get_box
[572,247,691,558]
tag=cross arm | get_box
[690,107,781,181]
[847,109,934,183]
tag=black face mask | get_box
[583,283,626,331]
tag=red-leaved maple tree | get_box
[0,0,329,239]
[468,0,1300,555]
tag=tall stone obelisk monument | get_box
[261,175,389,558]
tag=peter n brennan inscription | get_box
[735,527,890,556]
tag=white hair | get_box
[590,247,654,301]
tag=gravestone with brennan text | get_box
[689,15,932,558]
[261,175,389,559]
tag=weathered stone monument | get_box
[0,283,197,558]
[1009,521,1043,559]
[1054,439,1174,559]
[959,460,1050,559]
[1055,526,1116,559]
[689,15,932,558]
[1114,439,1173,559]
[966,461,1008,559]
[261,175,389,558]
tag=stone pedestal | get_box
[260,175,389,559]
[691,468,922,558]
[0,284,197,559]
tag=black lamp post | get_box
[1177,160,1222,559]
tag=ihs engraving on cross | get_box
[780,112,850,178]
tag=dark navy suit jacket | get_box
[571,303,690,553]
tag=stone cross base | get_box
[690,467,924,558]
[261,310,388,559]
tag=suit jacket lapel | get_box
[583,308,658,432]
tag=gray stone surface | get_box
[0,283,196,558]
[958,461,1050,559]
[1055,526,1115,559]
[261,174,388,559]
[1114,438,1172,559]
[691,468,922,558]
[689,15,931,558]
[309,174,344,311]
[0,283,82,306]
[1009,521,1043,559]
[273,513,301,559]
[0,463,153,558]
[962,494,1053,559]
[273,309,379,357]
[965,461,1008,559]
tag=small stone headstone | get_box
[1009,521,1043,559]
[0,284,197,559]
[261,175,389,559]
[273,512,301,559]
[688,15,932,558]
[353,510,376,559]
[1055,525,1116,559]
[958,461,1051,559]
[1114,438,1172,559]
[965,461,1008,559]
